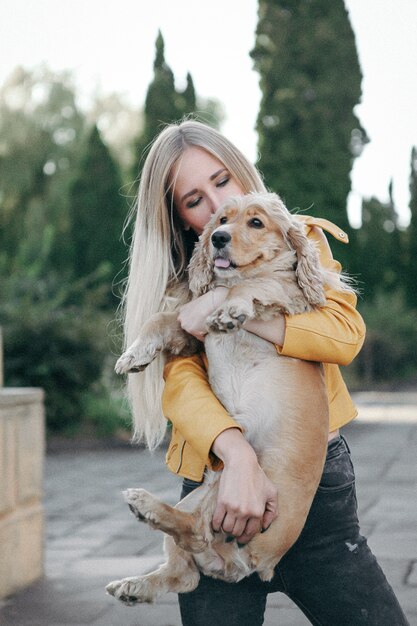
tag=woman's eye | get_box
[216,176,230,188]
[219,216,228,224]
[187,196,202,208]
[248,218,264,228]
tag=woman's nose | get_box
[209,193,224,214]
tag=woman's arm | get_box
[211,428,277,543]
[162,353,243,468]
[162,354,278,543]
[274,226,365,364]
[179,226,365,364]
[169,222,364,542]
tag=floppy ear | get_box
[188,226,215,297]
[286,222,327,307]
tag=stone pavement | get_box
[0,392,416,626]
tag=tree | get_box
[406,146,417,308]
[131,32,223,182]
[88,91,143,177]
[353,189,403,299]
[0,65,85,275]
[251,0,367,266]
[132,31,187,175]
[68,125,127,284]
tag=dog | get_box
[106,192,348,605]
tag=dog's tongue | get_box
[214,258,231,268]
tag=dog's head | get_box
[188,192,326,307]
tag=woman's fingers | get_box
[212,503,227,533]
[262,506,277,532]
[210,431,278,542]
[177,288,229,339]
[236,517,262,544]
[213,510,260,542]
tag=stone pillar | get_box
[0,387,45,598]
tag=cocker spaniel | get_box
[106,192,347,605]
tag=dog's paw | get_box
[115,343,159,374]
[207,300,254,332]
[106,576,154,605]
[257,565,275,582]
[123,488,161,527]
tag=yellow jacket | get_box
[162,216,366,481]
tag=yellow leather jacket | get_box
[162,216,366,481]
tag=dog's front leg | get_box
[207,277,307,332]
[115,311,198,374]
[106,535,200,605]
[206,289,256,332]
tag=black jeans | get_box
[178,436,409,626]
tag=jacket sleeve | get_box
[277,223,366,366]
[162,354,242,469]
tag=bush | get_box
[80,384,130,437]
[0,270,115,432]
[346,290,417,388]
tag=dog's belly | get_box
[205,330,304,452]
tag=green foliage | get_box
[0,66,85,275]
[131,32,223,181]
[80,388,130,437]
[68,125,128,283]
[251,0,367,267]
[0,66,132,435]
[406,147,417,308]
[350,188,406,299]
[347,291,417,387]
[133,31,193,170]
[0,270,112,432]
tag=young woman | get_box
[121,120,409,625]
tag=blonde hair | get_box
[123,120,266,449]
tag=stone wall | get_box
[0,387,45,598]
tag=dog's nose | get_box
[211,230,231,249]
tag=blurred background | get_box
[1,0,417,441]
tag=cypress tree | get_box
[181,72,197,113]
[132,32,194,178]
[251,0,366,266]
[142,31,185,143]
[406,146,417,308]
[354,192,401,299]
[68,125,126,282]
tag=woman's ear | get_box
[286,222,326,307]
[188,226,214,296]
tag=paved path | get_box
[0,393,416,625]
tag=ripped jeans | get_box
[178,436,409,626]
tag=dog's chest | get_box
[205,331,284,448]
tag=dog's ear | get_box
[188,226,214,296]
[286,221,327,307]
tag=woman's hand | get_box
[178,286,229,341]
[211,428,278,544]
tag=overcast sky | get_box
[1,0,416,225]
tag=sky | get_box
[1,0,416,226]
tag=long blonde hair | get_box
[123,120,266,449]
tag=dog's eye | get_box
[219,216,228,224]
[248,218,264,229]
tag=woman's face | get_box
[170,146,244,235]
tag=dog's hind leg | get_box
[106,536,200,605]
[124,488,211,553]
